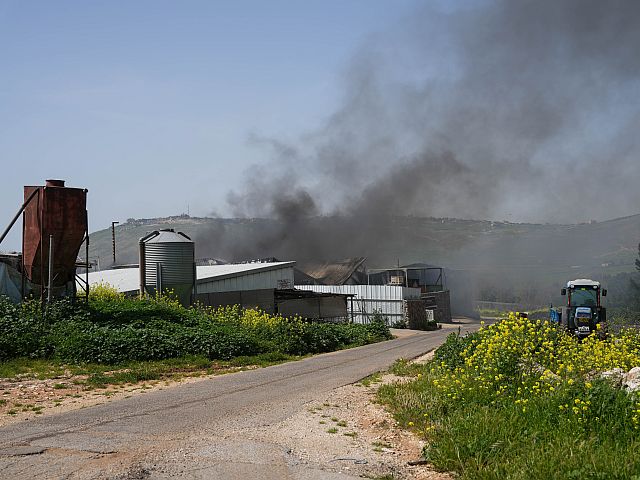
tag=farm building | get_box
[84,261,350,321]
[86,261,296,295]
[294,259,456,326]
[295,257,367,285]
[0,253,22,303]
[366,263,452,323]
[295,284,432,328]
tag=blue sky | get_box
[0,0,424,249]
[4,0,637,251]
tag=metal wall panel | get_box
[192,289,276,314]
[295,285,420,325]
[278,298,319,318]
[241,289,277,313]
[295,284,420,300]
[276,296,348,320]
[319,296,348,319]
[198,266,294,293]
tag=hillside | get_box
[88,214,640,279]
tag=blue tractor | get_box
[550,279,607,339]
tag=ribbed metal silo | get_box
[139,229,195,306]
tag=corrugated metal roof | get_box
[567,279,600,287]
[87,267,141,293]
[84,261,296,293]
[296,257,366,285]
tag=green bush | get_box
[46,317,264,364]
[0,297,87,360]
[433,330,479,369]
[0,294,392,365]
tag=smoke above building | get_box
[197,0,640,262]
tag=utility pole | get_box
[47,234,54,303]
[111,221,119,265]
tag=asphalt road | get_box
[0,322,481,479]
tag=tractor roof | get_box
[567,279,601,288]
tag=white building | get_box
[84,261,351,320]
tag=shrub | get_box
[0,297,45,360]
[364,315,395,341]
[433,330,479,369]
[0,295,392,364]
[87,282,125,301]
[0,297,87,360]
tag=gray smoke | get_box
[197,0,640,263]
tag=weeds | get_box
[379,313,640,479]
[372,441,392,449]
[360,372,382,387]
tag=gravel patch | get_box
[248,360,449,479]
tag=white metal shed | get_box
[295,284,421,324]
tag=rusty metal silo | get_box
[22,179,88,298]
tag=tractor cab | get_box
[553,279,607,339]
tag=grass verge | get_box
[378,314,640,479]
[0,352,301,387]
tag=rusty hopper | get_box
[22,179,88,297]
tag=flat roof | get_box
[567,279,600,288]
[84,261,296,293]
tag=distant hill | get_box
[88,214,640,282]
[86,214,640,308]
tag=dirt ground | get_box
[254,350,448,479]
[0,369,245,428]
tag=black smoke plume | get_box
[197,0,640,264]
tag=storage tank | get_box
[139,229,195,306]
[22,179,88,298]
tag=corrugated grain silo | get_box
[139,229,195,306]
